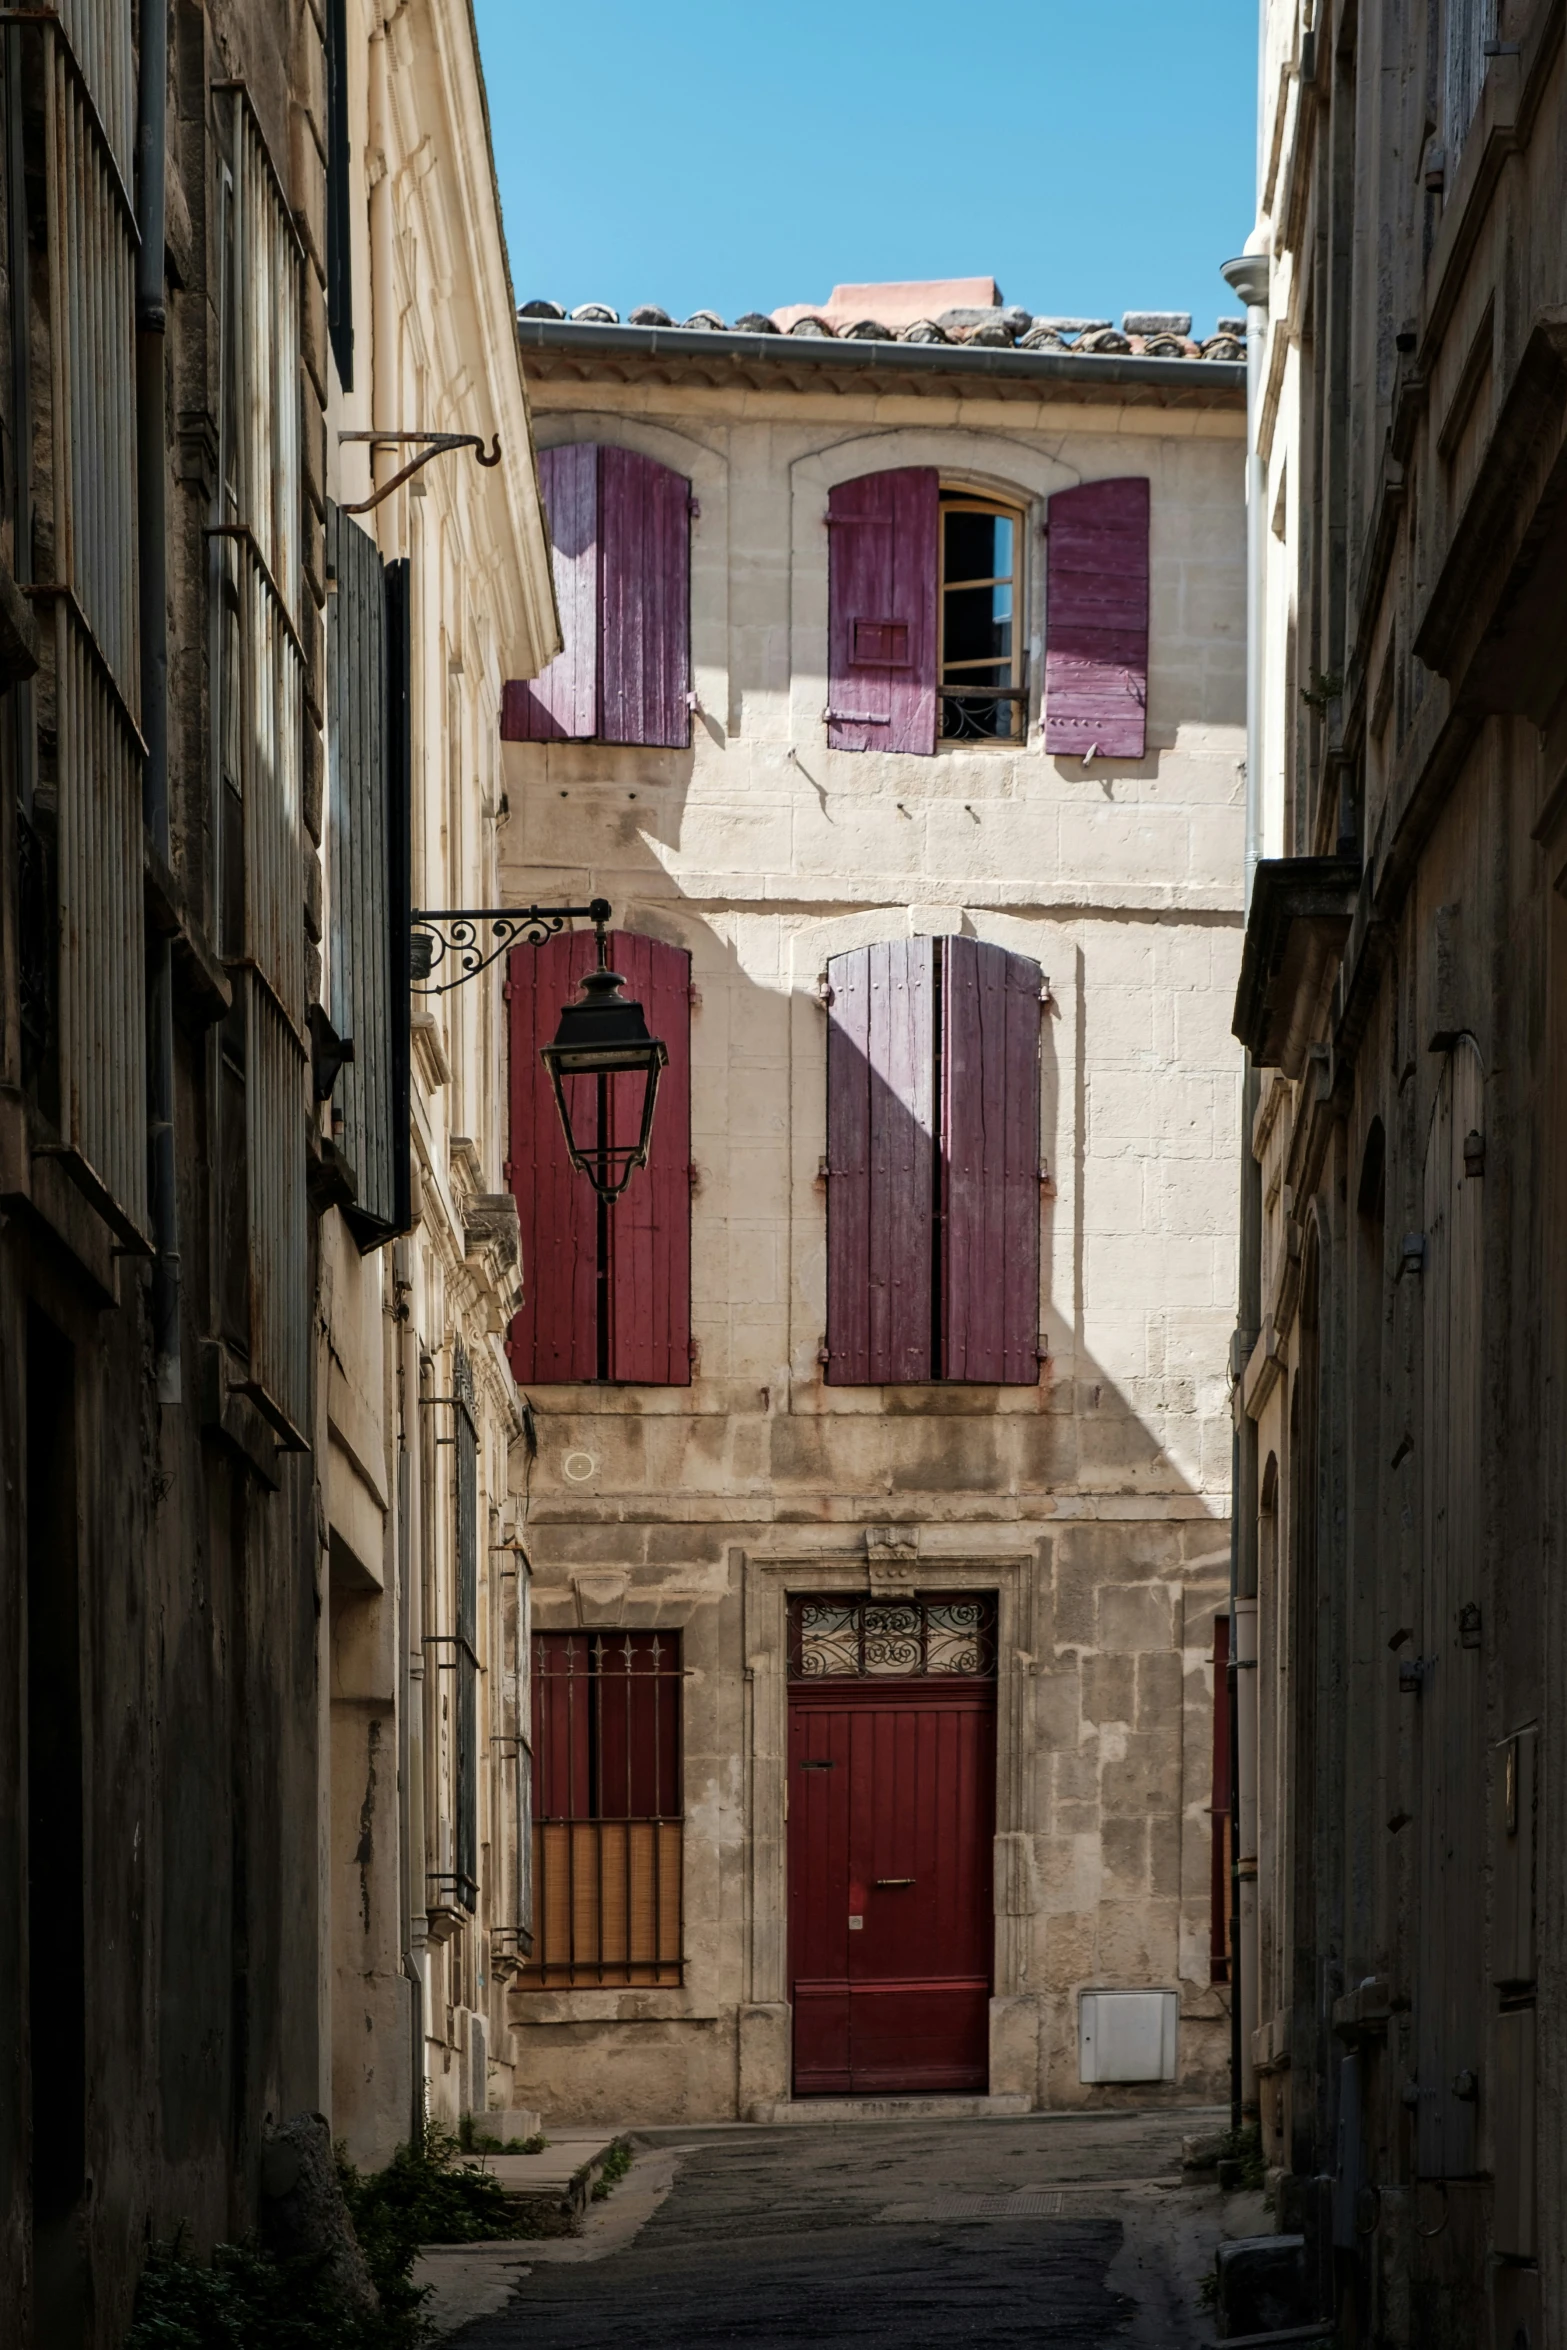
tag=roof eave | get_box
[515,317,1247,398]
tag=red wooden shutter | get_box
[827,469,938,755]
[941,938,1041,1383]
[605,932,692,1383]
[505,928,600,1381]
[825,940,935,1383]
[501,443,600,742]
[599,448,692,748]
[1044,476,1150,760]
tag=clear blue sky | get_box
[473,0,1258,336]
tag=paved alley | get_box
[454,2110,1229,2349]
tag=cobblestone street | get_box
[451,2111,1230,2348]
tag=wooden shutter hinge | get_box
[816,1343,831,1365]
[688,981,702,1008]
[688,495,701,519]
[816,971,834,1006]
[816,1156,832,1187]
[687,1161,702,1194]
[687,1336,701,1367]
[1039,1162,1057,1199]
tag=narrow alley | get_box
[446,2114,1237,2349]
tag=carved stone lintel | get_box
[865,1523,919,1593]
[572,1570,629,1625]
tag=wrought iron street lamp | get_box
[539,931,667,1205]
[409,897,666,1205]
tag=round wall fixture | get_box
[562,1451,597,1483]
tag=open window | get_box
[939,492,1026,741]
[827,469,1149,757]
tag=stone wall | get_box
[494,357,1247,2120]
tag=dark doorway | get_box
[26,1306,87,2346]
[787,1596,996,2095]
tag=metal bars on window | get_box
[454,1344,480,1911]
[522,1631,683,1987]
[34,9,147,1243]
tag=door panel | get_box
[788,1680,995,2095]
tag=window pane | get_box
[943,583,1013,668]
[944,508,1013,586]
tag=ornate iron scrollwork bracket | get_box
[410,898,611,995]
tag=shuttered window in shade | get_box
[1043,477,1150,761]
[501,445,692,747]
[505,929,692,1385]
[326,503,412,1247]
[825,938,1042,1384]
[826,468,940,754]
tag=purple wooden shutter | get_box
[827,469,938,755]
[501,444,600,741]
[506,928,600,1382]
[606,933,692,1384]
[1044,477,1150,760]
[825,940,935,1382]
[599,447,691,747]
[941,939,1041,1383]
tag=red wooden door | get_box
[788,1680,995,2094]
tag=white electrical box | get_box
[1078,1989,1179,2083]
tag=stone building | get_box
[318,0,557,2166]
[495,281,1249,2122]
[1231,1,1567,2340]
[0,0,555,2334]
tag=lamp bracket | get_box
[337,429,502,515]
[411,899,611,994]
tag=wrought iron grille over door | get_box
[522,1631,683,1987]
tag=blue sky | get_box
[473,0,1258,336]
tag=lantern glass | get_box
[540,964,667,1202]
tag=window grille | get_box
[521,1630,683,1987]
[453,1343,480,1911]
[788,1595,998,1680]
[30,7,147,1244]
[211,84,309,1440]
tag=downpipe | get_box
[136,0,179,1402]
[1221,237,1270,2125]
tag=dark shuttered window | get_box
[324,0,353,389]
[1043,476,1150,761]
[505,929,692,1385]
[326,502,412,1246]
[501,444,691,748]
[825,938,1042,1385]
[826,467,939,755]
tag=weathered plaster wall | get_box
[495,369,1246,2120]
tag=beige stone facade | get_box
[318,0,557,2163]
[495,323,1249,2120]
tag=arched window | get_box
[938,490,1026,741]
